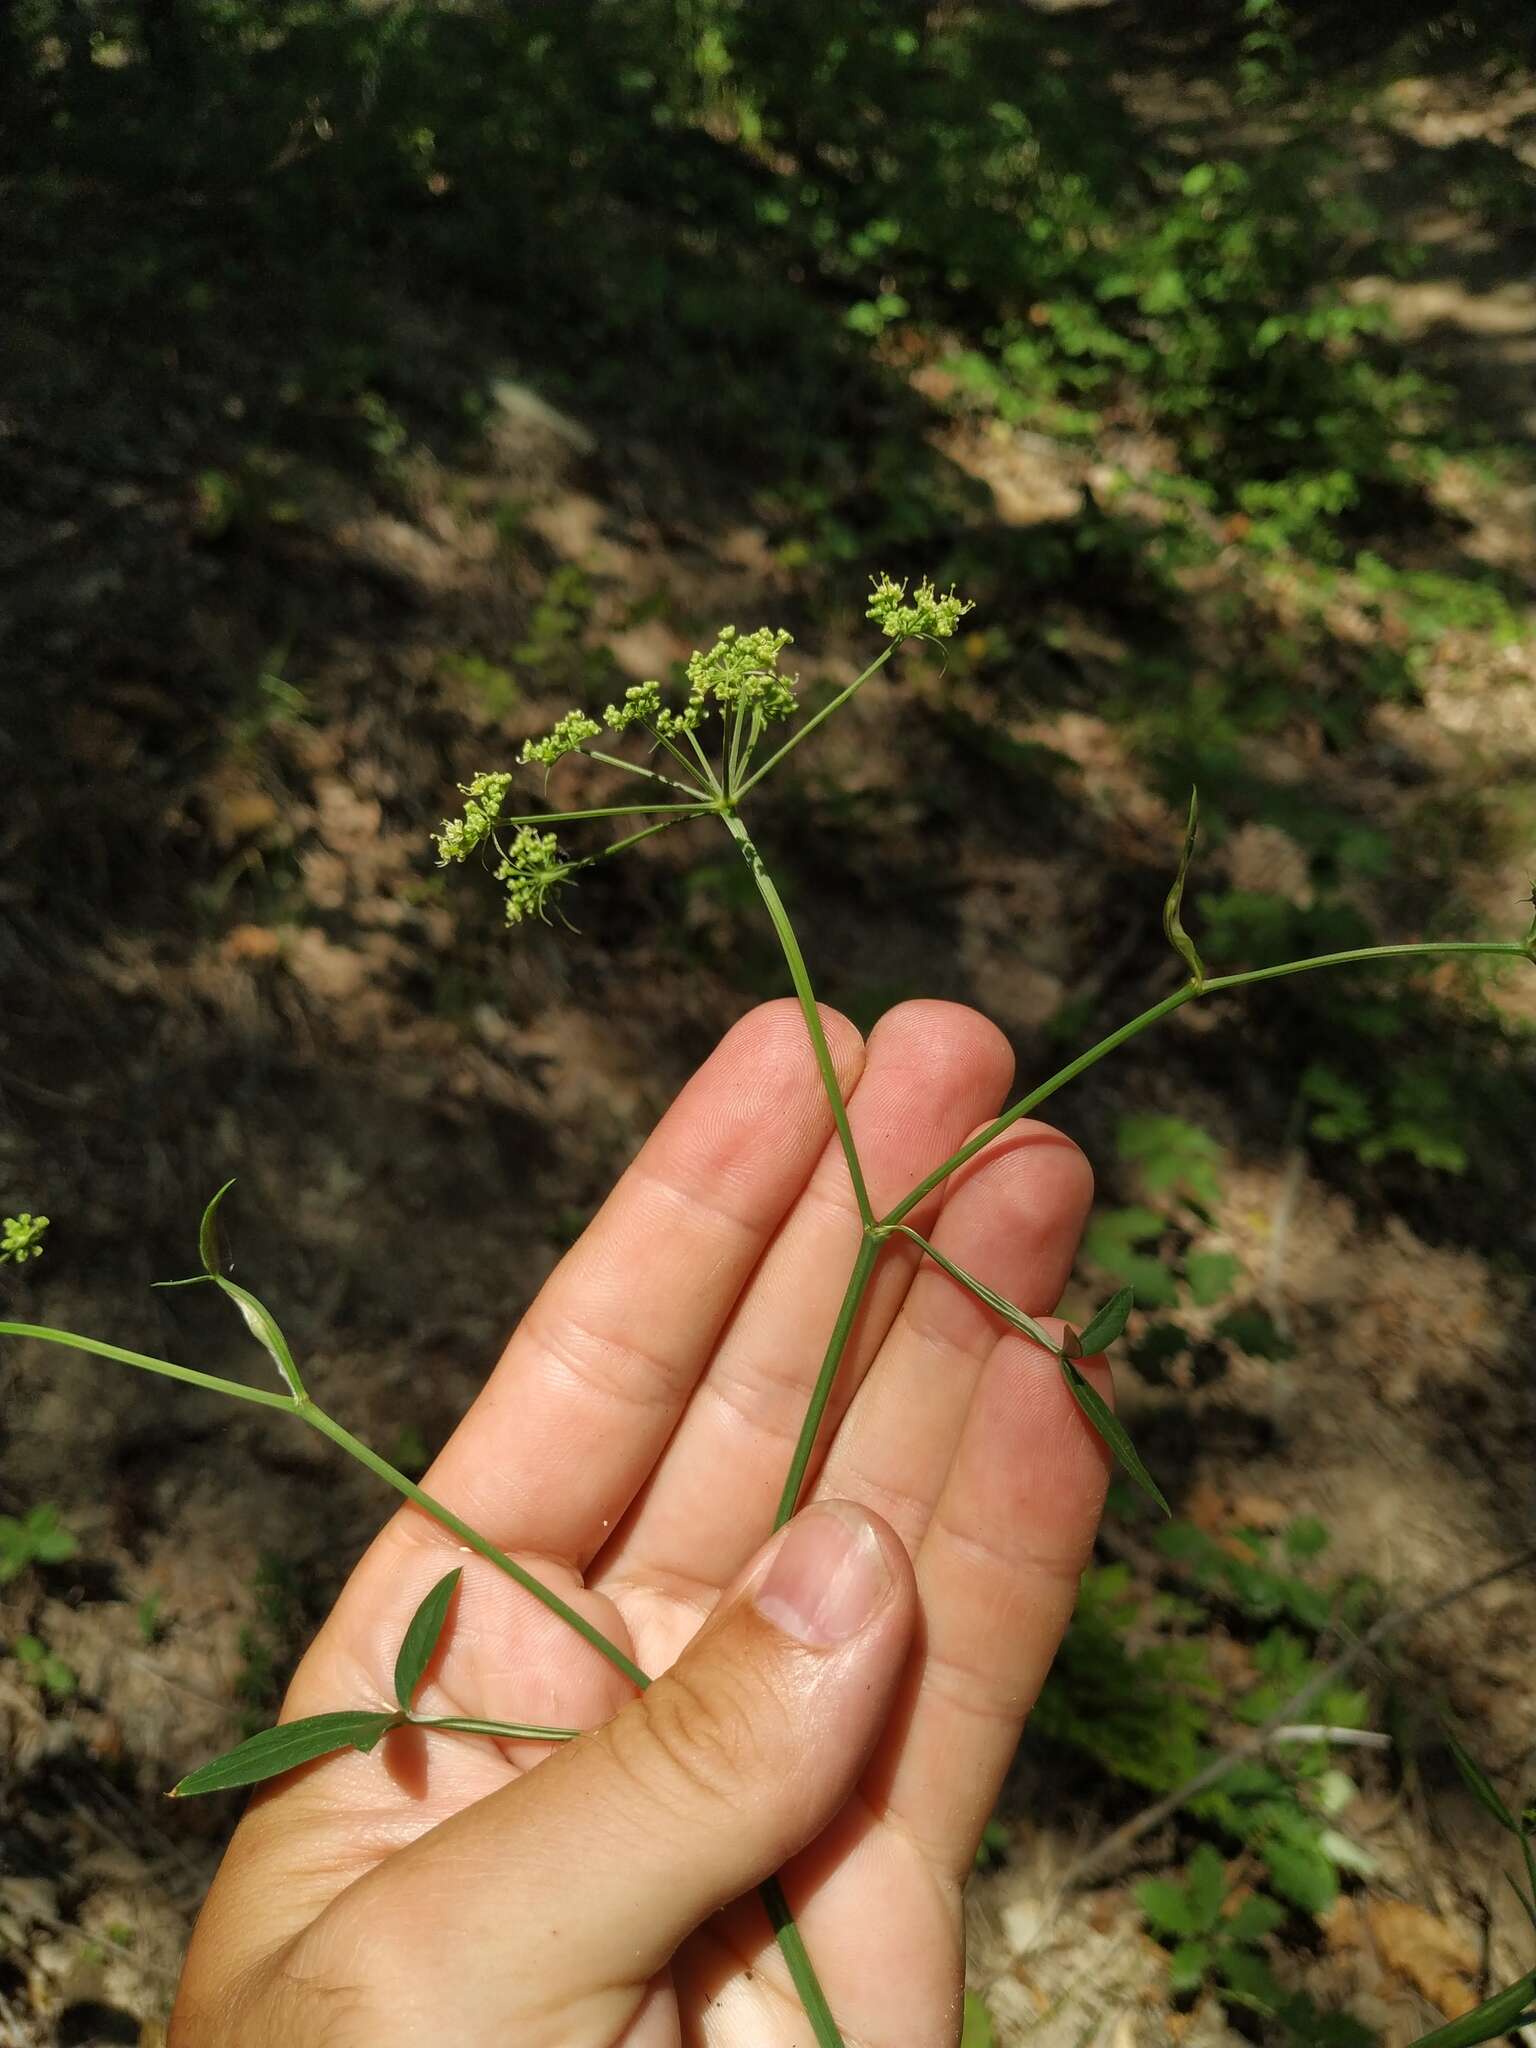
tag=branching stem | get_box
[735,643,897,799]
[883,940,1528,1229]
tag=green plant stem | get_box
[0,1322,296,1412]
[735,643,897,799]
[705,813,878,2042]
[582,816,697,867]
[298,1403,651,1690]
[774,1233,882,1527]
[726,696,749,793]
[721,810,873,1227]
[0,1322,649,1690]
[681,725,723,793]
[1200,940,1529,992]
[503,803,711,827]
[587,747,700,796]
[884,939,1529,1228]
[761,1875,843,2048]
[412,1714,577,1741]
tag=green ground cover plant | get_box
[1036,1497,1536,2043]
[4,578,1533,2045]
[1039,1511,1379,2036]
[0,1502,76,1584]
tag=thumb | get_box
[327,1502,914,2036]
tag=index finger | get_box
[398,999,866,1568]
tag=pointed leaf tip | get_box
[1076,1286,1135,1356]
[1398,1971,1536,2048]
[1163,790,1205,991]
[1060,1357,1169,1515]
[394,1569,462,1711]
[1446,1730,1519,1834]
[170,1709,399,1796]
[198,1179,238,1278]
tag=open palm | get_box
[173,999,1109,2047]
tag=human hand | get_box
[171,999,1110,2047]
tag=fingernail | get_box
[754,1502,891,1647]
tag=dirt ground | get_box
[4,54,1536,2048]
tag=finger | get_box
[865,1329,1111,1878]
[594,1001,1014,1609]
[811,1123,1093,1552]
[393,998,864,1571]
[289,1504,916,2046]
[178,1545,643,1995]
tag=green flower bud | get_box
[495,826,575,925]
[434,771,512,864]
[1,1213,49,1264]
[866,573,973,640]
[603,682,663,732]
[684,625,798,721]
[519,711,602,769]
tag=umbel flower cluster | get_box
[1,1213,49,1264]
[434,576,971,926]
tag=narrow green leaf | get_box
[393,1569,461,1711]
[171,1710,399,1796]
[1445,1730,1519,1835]
[896,1231,1062,1353]
[214,1276,305,1400]
[198,1179,238,1278]
[1076,1287,1134,1356]
[1060,1357,1170,1516]
[1400,1972,1536,2048]
[1163,789,1205,990]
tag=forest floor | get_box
[3,36,1536,2048]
